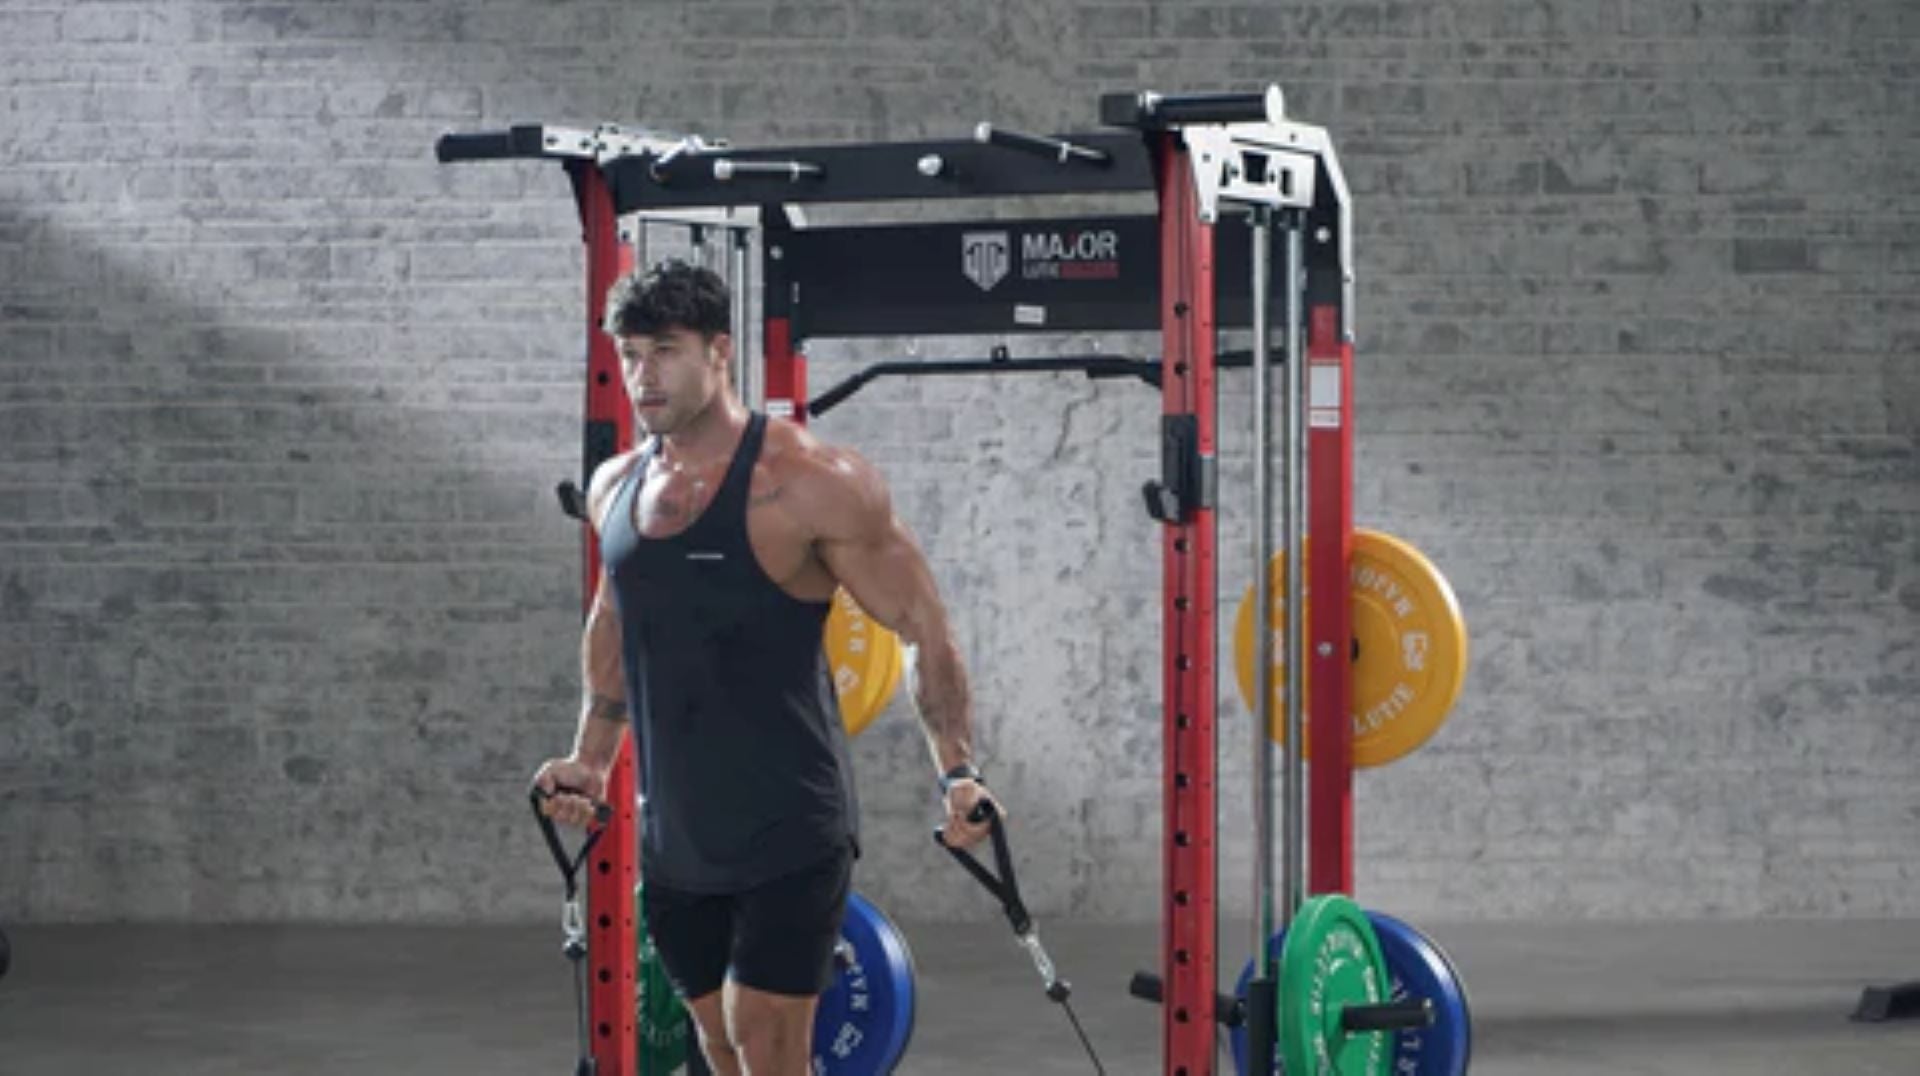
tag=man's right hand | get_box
[532,756,612,828]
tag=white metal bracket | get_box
[1181,123,1322,223]
[1181,118,1355,343]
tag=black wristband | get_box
[939,762,982,793]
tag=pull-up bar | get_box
[808,354,1156,417]
[805,349,1273,418]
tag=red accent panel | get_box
[762,317,806,427]
[1158,138,1219,1076]
[1305,306,1354,897]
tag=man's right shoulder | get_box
[586,450,647,529]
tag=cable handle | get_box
[934,800,1029,930]
[935,801,1068,995]
[937,801,1105,1073]
[529,786,614,901]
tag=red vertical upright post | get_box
[572,161,638,1076]
[1305,303,1355,896]
[1156,136,1219,1076]
[762,316,805,428]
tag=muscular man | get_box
[532,261,997,1076]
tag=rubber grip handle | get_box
[436,130,526,162]
[930,795,997,847]
[1341,998,1435,1033]
[1101,88,1282,127]
[530,785,613,824]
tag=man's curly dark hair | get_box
[602,260,731,339]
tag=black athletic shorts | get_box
[641,846,854,999]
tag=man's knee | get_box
[725,985,814,1071]
[684,991,742,1074]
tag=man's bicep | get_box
[823,520,948,647]
[804,444,951,642]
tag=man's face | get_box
[616,327,731,435]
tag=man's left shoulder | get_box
[760,418,887,523]
[763,417,875,487]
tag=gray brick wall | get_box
[1,0,1914,924]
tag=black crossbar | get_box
[606,134,1153,212]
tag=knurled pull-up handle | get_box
[973,123,1112,166]
[713,159,825,182]
[1100,86,1285,129]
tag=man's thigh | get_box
[729,847,853,997]
[642,883,733,1001]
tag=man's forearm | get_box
[910,639,974,774]
[572,693,629,771]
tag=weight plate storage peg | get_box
[824,588,905,736]
[634,886,693,1075]
[1232,528,1469,767]
[1232,910,1470,1076]
[812,891,917,1075]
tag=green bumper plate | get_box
[1280,894,1392,1076]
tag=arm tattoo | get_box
[653,494,693,525]
[588,693,628,723]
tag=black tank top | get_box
[599,413,858,892]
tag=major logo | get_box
[961,231,1010,292]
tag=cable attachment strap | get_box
[936,800,1107,1074]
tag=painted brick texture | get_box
[1,1,1914,923]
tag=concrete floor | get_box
[1,919,1917,1074]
